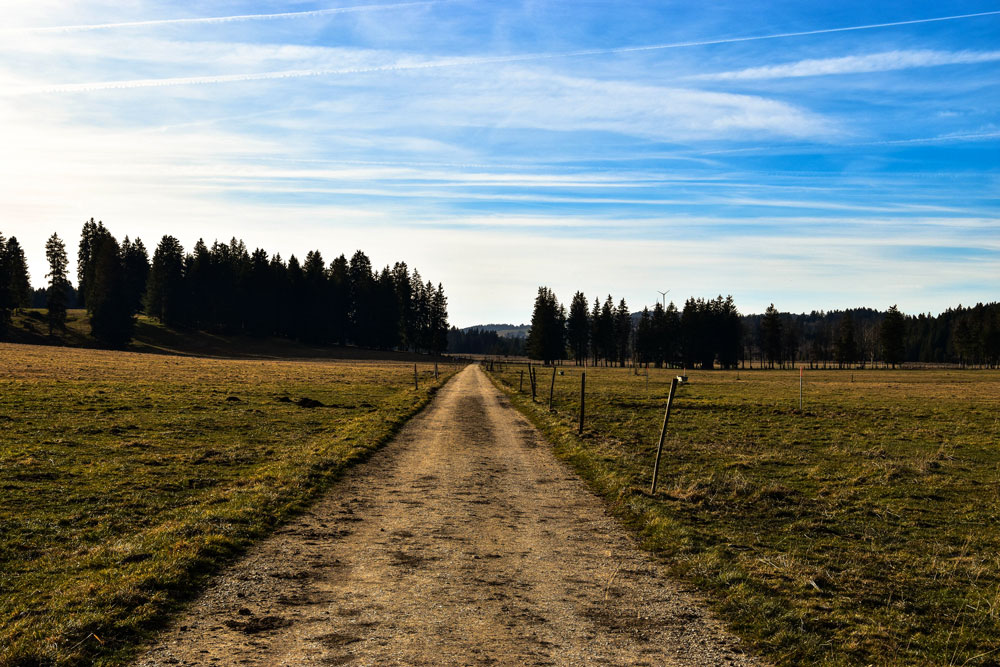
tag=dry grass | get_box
[488,363,1000,666]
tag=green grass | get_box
[487,362,1000,666]
[0,343,457,666]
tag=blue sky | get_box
[1,1,997,326]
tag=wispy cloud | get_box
[693,49,1000,80]
[2,1,445,34]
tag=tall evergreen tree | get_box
[614,298,631,366]
[526,287,565,364]
[88,233,134,347]
[120,237,150,315]
[429,283,449,354]
[880,305,906,368]
[145,235,186,325]
[44,233,70,333]
[5,237,31,311]
[77,218,105,309]
[566,291,590,365]
[761,304,783,368]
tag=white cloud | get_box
[692,49,1000,81]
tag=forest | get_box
[525,287,1000,369]
[0,220,449,352]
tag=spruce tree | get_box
[880,305,906,368]
[146,236,186,325]
[566,291,590,365]
[761,304,783,369]
[835,312,858,368]
[44,234,70,333]
[5,237,31,311]
[121,237,150,315]
[88,233,134,347]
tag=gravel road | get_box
[137,364,761,666]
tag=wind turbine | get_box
[657,289,670,308]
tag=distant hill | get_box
[461,323,530,338]
[3,309,451,362]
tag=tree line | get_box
[3,219,449,352]
[745,304,1000,369]
[527,287,742,368]
[526,286,999,369]
[446,327,526,357]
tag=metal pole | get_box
[650,377,679,495]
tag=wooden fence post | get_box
[530,365,537,401]
[548,366,556,410]
[578,372,585,434]
[650,377,679,495]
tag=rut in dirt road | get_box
[137,365,762,666]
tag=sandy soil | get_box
[136,365,761,666]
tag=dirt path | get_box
[137,365,760,666]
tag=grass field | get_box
[487,362,1000,666]
[0,343,457,666]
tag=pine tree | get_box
[566,291,590,365]
[761,304,783,369]
[614,298,631,367]
[120,237,150,315]
[146,236,186,325]
[88,233,134,347]
[45,234,70,333]
[77,218,105,309]
[527,287,565,364]
[880,305,906,368]
[430,283,449,354]
[5,237,31,311]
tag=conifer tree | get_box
[44,233,70,333]
[5,237,31,311]
[0,231,10,331]
[88,233,134,347]
[880,305,906,368]
[146,236,186,325]
[566,291,590,365]
[761,304,783,369]
[121,237,150,315]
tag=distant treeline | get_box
[1,219,449,352]
[743,304,1000,369]
[447,327,526,356]
[525,287,1000,369]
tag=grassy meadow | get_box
[487,362,1000,666]
[0,343,456,666]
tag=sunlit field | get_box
[0,343,456,666]
[487,362,1000,666]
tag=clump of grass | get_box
[487,363,1000,666]
[0,343,456,666]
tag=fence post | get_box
[548,366,556,410]
[530,366,537,401]
[435,363,439,380]
[578,372,585,434]
[650,377,679,495]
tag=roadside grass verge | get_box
[0,343,458,666]
[486,363,1000,666]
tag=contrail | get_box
[3,1,443,34]
[12,9,1000,94]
